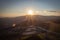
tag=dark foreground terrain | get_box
[0,15,60,40]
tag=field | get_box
[0,15,60,40]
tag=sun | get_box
[28,10,33,15]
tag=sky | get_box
[0,0,60,17]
